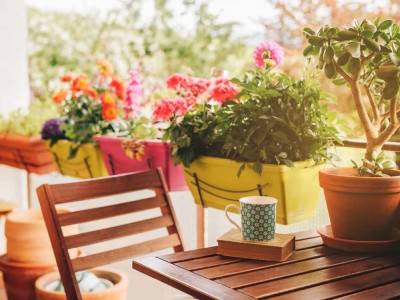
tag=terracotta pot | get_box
[0,254,56,300]
[0,133,55,174]
[5,209,79,264]
[319,167,400,241]
[35,269,128,300]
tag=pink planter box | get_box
[94,136,187,191]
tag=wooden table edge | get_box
[132,256,255,300]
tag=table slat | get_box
[132,257,255,300]
[270,265,400,300]
[159,246,217,263]
[217,252,372,289]
[337,280,400,299]
[196,246,337,279]
[240,257,400,300]
[176,255,243,271]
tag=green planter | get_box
[183,156,323,225]
[48,140,107,179]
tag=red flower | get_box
[111,77,126,100]
[71,75,89,92]
[188,78,211,97]
[166,74,190,91]
[84,88,98,99]
[52,89,68,104]
[100,92,116,106]
[152,96,189,122]
[209,78,239,103]
[60,74,72,82]
[102,104,118,120]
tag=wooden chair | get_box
[36,168,184,300]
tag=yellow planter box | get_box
[48,140,107,179]
[183,156,323,225]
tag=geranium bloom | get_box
[100,92,117,106]
[166,74,190,91]
[71,75,89,92]
[209,78,239,103]
[253,41,284,69]
[60,74,72,82]
[110,77,126,100]
[101,104,118,120]
[52,89,68,104]
[96,59,113,76]
[152,96,189,122]
[188,78,211,96]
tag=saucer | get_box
[317,225,400,253]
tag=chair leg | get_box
[196,205,205,248]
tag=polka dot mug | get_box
[225,196,278,241]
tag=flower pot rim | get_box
[35,268,128,296]
[6,209,70,225]
[320,167,400,179]
[0,254,56,268]
[188,156,319,171]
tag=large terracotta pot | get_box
[319,167,400,241]
[0,254,56,300]
[0,133,55,174]
[5,209,79,264]
[35,269,128,300]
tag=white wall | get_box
[0,0,30,208]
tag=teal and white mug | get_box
[225,196,278,241]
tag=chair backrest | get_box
[36,168,184,300]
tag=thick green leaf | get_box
[303,45,314,57]
[308,35,326,46]
[323,46,335,64]
[337,30,358,40]
[337,52,351,66]
[363,37,381,52]
[382,79,400,99]
[346,42,361,58]
[375,65,398,81]
[324,63,337,79]
[348,57,361,74]
[378,20,393,30]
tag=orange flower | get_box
[102,104,118,120]
[100,92,116,106]
[84,87,98,99]
[71,75,89,92]
[96,59,113,77]
[60,74,72,82]
[111,77,126,100]
[52,89,68,104]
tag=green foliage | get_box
[217,70,341,174]
[0,101,58,136]
[28,1,251,101]
[165,71,341,175]
[352,151,396,177]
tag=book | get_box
[217,229,295,262]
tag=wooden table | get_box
[132,230,400,299]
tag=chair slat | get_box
[71,233,181,271]
[59,192,166,226]
[51,169,163,204]
[65,215,174,248]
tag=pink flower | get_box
[253,41,284,69]
[152,96,190,122]
[209,78,239,103]
[124,70,143,118]
[166,74,190,91]
[188,78,211,96]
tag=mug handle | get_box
[225,204,241,231]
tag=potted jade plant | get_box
[0,100,57,174]
[42,60,131,179]
[155,42,340,224]
[94,70,187,191]
[304,18,400,242]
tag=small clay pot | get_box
[35,268,128,300]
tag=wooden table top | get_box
[132,230,400,299]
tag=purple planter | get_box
[94,135,187,191]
